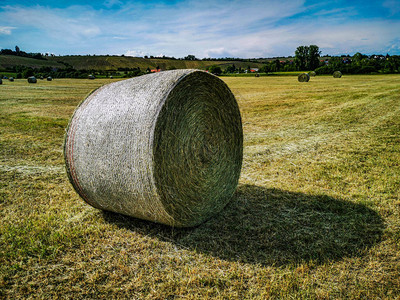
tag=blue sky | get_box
[0,0,399,58]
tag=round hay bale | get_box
[9,77,14,82]
[27,76,37,83]
[88,74,95,80]
[47,76,52,81]
[333,71,342,78]
[110,75,113,79]
[255,73,260,77]
[298,73,310,82]
[309,71,316,77]
[64,69,243,227]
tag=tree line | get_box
[215,45,400,75]
[269,45,399,74]
[0,46,46,60]
[314,53,400,74]
[2,65,146,79]
[2,45,400,77]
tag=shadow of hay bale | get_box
[103,184,384,266]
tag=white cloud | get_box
[0,6,101,42]
[0,1,398,57]
[104,0,123,8]
[0,1,308,56]
[383,0,400,15]
[125,50,146,57]
[0,26,16,35]
[205,48,234,58]
[286,20,400,55]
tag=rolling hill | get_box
[0,54,266,71]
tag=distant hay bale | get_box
[47,76,52,81]
[88,74,95,79]
[9,77,14,82]
[298,73,310,82]
[109,75,113,79]
[333,71,342,78]
[64,69,243,227]
[309,71,316,77]
[28,76,37,83]
[255,73,260,77]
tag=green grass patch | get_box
[1,75,400,298]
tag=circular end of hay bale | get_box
[27,76,37,83]
[47,76,52,81]
[9,77,14,82]
[333,71,342,78]
[309,71,316,77]
[88,74,95,79]
[298,73,310,82]
[64,70,243,227]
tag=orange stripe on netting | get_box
[66,96,96,207]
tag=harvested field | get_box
[1,75,400,298]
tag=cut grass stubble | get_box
[1,75,400,298]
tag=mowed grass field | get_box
[1,74,400,298]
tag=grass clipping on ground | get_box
[64,70,243,227]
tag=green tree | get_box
[308,45,321,70]
[208,65,222,75]
[184,55,197,61]
[225,64,236,73]
[22,68,34,78]
[259,64,270,73]
[294,46,308,70]
[327,56,343,70]
[352,52,367,65]
[274,59,281,72]
[294,45,321,70]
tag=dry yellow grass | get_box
[1,75,400,298]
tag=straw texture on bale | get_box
[298,73,310,82]
[64,69,243,227]
[333,71,342,78]
[28,76,37,83]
